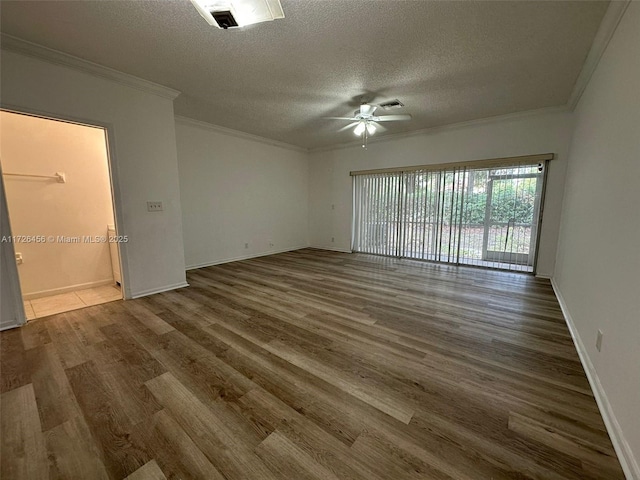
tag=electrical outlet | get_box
[596,330,603,352]
[331,204,335,210]
[147,201,163,212]
[331,237,335,242]
[15,252,23,265]
[244,243,249,249]
[269,241,274,247]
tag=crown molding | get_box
[0,34,181,101]
[567,0,631,110]
[310,105,570,154]
[309,2,632,154]
[3,1,628,150]
[174,115,309,153]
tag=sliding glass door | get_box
[352,160,547,273]
[482,170,543,267]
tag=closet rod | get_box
[2,172,66,183]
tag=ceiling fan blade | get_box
[359,104,377,116]
[324,117,358,121]
[371,121,387,133]
[374,114,412,122]
[338,121,360,132]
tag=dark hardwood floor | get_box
[0,248,624,479]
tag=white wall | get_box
[176,118,309,269]
[309,110,574,277]
[1,111,115,298]
[0,49,187,299]
[553,3,640,477]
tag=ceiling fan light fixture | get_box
[327,99,411,146]
[190,0,284,28]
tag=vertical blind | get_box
[352,158,549,273]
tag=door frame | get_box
[0,160,27,330]
[481,171,543,267]
[0,104,131,326]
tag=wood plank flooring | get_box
[0,248,624,479]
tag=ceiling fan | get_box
[327,100,412,148]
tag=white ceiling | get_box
[0,1,609,149]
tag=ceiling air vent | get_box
[210,10,238,29]
[379,99,405,110]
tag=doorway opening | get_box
[0,110,124,320]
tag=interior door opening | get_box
[0,110,124,321]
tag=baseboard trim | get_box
[308,245,353,254]
[550,278,639,480]
[0,323,20,332]
[130,281,190,299]
[186,246,308,271]
[22,278,115,300]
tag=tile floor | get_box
[24,284,122,320]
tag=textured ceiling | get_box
[0,1,608,149]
